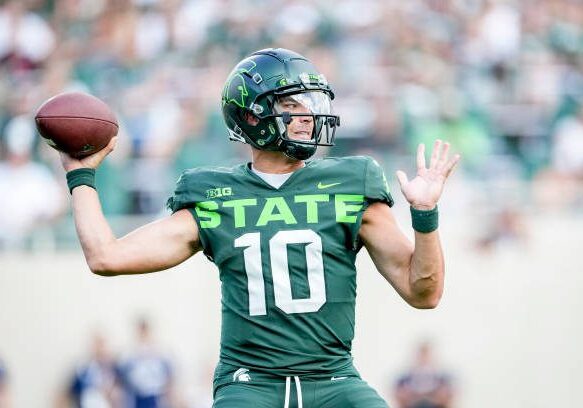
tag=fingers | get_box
[444,154,461,178]
[416,143,426,171]
[439,142,450,168]
[396,170,408,188]
[106,136,118,152]
[59,151,83,172]
[97,137,118,157]
[428,139,455,174]
[78,137,118,169]
[429,139,441,169]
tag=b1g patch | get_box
[206,187,233,199]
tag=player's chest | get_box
[194,191,365,232]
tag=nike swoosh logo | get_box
[331,376,348,381]
[317,182,341,189]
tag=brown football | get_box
[35,92,118,158]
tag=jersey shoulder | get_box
[178,164,246,180]
[310,154,370,168]
[310,155,394,205]
[310,155,381,176]
[166,164,246,212]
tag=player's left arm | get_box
[359,140,460,309]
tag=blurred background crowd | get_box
[1,0,582,250]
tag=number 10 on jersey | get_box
[234,229,327,316]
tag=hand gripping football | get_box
[35,92,118,158]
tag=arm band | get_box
[66,168,96,194]
[411,205,438,233]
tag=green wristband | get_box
[411,205,438,233]
[66,168,96,194]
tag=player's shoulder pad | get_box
[166,165,240,212]
[316,154,370,166]
[312,155,392,205]
[310,155,370,179]
[327,155,394,206]
[360,155,394,206]
[316,155,383,172]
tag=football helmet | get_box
[221,48,340,160]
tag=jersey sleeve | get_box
[335,156,394,251]
[364,156,394,207]
[166,169,206,214]
[166,169,213,258]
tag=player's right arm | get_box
[61,138,201,276]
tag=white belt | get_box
[284,376,303,408]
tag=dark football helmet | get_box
[221,48,340,160]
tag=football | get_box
[35,92,118,158]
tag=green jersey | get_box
[167,156,393,376]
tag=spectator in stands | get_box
[532,103,583,211]
[393,341,454,408]
[1,0,583,234]
[115,318,178,408]
[58,332,117,408]
[474,206,529,252]
[0,114,65,250]
[0,357,10,408]
[551,103,583,179]
[0,0,56,73]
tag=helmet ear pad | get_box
[238,109,317,160]
[242,111,260,126]
[236,108,281,151]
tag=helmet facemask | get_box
[266,91,339,160]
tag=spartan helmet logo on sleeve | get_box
[221,48,340,160]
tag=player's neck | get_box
[251,149,305,174]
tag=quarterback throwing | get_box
[61,48,460,408]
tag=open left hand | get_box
[396,140,460,210]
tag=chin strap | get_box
[281,140,317,160]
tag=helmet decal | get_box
[222,60,257,108]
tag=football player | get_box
[61,48,460,408]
